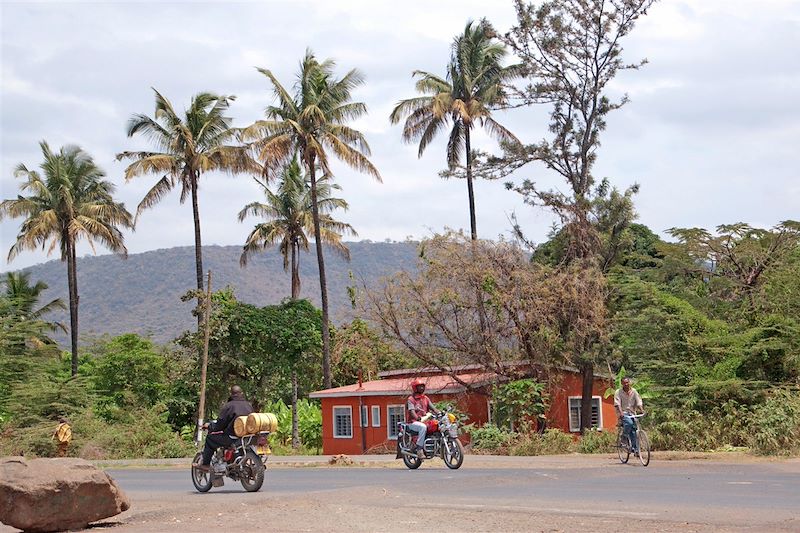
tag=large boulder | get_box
[0,456,130,532]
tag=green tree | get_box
[242,50,381,389]
[2,272,65,348]
[117,89,258,319]
[238,158,355,299]
[1,142,133,375]
[390,19,518,241]
[90,333,167,409]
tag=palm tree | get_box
[241,50,381,388]
[239,157,355,448]
[1,142,133,375]
[117,89,258,320]
[3,271,66,332]
[238,158,356,299]
[390,19,519,240]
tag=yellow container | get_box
[245,412,278,434]
[233,415,249,437]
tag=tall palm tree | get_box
[390,19,519,240]
[117,89,258,320]
[239,157,355,448]
[242,50,381,388]
[238,158,356,299]
[1,142,133,375]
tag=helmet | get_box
[410,378,425,393]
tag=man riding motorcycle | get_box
[193,385,253,472]
[406,379,438,458]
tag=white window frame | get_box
[387,404,405,440]
[333,405,353,439]
[568,396,602,432]
[360,405,368,428]
[371,406,380,428]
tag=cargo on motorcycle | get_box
[191,386,274,492]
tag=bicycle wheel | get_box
[617,434,630,464]
[636,430,650,467]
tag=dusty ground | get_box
[3,453,799,532]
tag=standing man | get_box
[53,417,72,457]
[614,377,644,456]
[193,385,254,471]
[406,379,438,458]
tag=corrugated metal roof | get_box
[309,372,498,399]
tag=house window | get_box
[333,406,353,438]
[371,406,380,427]
[568,396,602,432]
[387,405,405,440]
[360,405,368,428]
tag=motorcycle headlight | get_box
[447,413,456,423]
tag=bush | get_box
[578,428,616,453]
[748,390,800,455]
[509,429,575,456]
[466,423,515,453]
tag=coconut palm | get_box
[390,19,519,240]
[242,50,381,388]
[1,142,133,375]
[238,158,356,299]
[117,89,258,313]
[3,272,66,331]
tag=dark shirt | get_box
[209,393,254,437]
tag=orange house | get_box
[310,365,616,456]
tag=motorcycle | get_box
[396,410,464,470]
[191,430,270,492]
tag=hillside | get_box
[10,241,419,345]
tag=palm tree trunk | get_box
[66,235,79,376]
[465,127,477,241]
[190,173,204,327]
[307,156,332,389]
[291,239,300,300]
[291,370,299,449]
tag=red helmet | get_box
[410,378,425,393]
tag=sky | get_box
[1,0,798,271]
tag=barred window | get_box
[387,405,405,439]
[333,406,353,438]
[568,397,601,432]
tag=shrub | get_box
[748,390,800,455]
[509,429,575,456]
[466,423,515,453]
[578,428,616,453]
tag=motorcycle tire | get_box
[402,451,422,470]
[191,452,213,493]
[443,438,464,470]
[239,449,265,492]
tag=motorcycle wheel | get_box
[443,438,464,470]
[239,450,265,492]
[191,452,213,493]
[402,450,422,470]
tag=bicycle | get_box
[616,412,650,466]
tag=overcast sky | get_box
[1,0,798,271]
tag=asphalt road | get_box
[108,456,800,529]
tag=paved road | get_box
[108,456,800,530]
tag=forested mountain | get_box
[7,241,418,345]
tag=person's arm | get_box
[407,398,421,421]
[210,403,234,432]
[635,391,644,414]
[613,390,623,419]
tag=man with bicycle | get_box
[614,377,644,456]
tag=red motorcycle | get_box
[396,410,464,470]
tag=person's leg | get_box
[201,433,227,465]
[623,415,638,453]
[411,422,427,449]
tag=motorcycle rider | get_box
[406,378,439,458]
[193,385,254,472]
